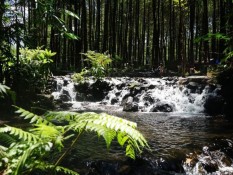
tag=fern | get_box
[46,111,148,158]
[0,126,41,144]
[0,108,149,174]
[14,106,54,126]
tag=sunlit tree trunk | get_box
[189,0,195,66]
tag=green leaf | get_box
[63,32,79,40]
[64,9,80,20]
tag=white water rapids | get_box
[51,76,233,175]
[52,76,208,114]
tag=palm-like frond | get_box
[0,107,148,174]
[14,106,54,126]
[46,111,148,159]
[0,133,17,147]
[0,126,41,144]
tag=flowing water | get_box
[52,76,233,175]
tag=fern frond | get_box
[37,163,79,175]
[0,133,17,147]
[14,106,54,126]
[0,125,41,144]
[54,165,79,175]
[30,124,64,150]
[0,145,8,157]
[45,111,78,122]
[63,112,148,158]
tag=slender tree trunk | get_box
[95,0,100,51]
[219,0,226,61]
[189,0,195,66]
[103,0,109,52]
[0,0,5,83]
[211,0,217,62]
[202,0,209,63]
[128,0,133,66]
[178,0,185,75]
[152,0,159,68]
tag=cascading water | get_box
[52,76,210,114]
[51,75,233,175]
[52,76,77,102]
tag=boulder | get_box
[150,102,174,112]
[122,96,139,112]
[111,97,118,105]
[59,94,70,102]
[74,79,111,101]
[204,94,224,115]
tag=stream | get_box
[51,76,233,175]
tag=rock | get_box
[150,102,174,112]
[186,82,199,93]
[111,97,118,105]
[74,80,111,101]
[217,68,233,117]
[59,94,70,102]
[204,94,224,115]
[148,84,156,89]
[116,83,126,90]
[122,96,139,112]
[143,94,155,104]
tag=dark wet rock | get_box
[87,161,119,175]
[117,83,126,90]
[59,94,70,102]
[90,79,112,101]
[74,82,90,93]
[201,156,218,173]
[74,80,111,101]
[205,84,217,93]
[130,86,144,96]
[217,68,233,117]
[186,82,199,93]
[150,102,174,112]
[115,91,121,96]
[204,94,224,115]
[111,97,118,105]
[122,96,139,112]
[33,94,55,111]
[121,93,131,104]
[148,84,156,89]
[186,139,233,174]
[143,94,155,104]
[63,79,69,86]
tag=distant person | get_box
[158,63,164,76]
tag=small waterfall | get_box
[51,76,215,114]
[102,77,208,113]
[52,76,77,102]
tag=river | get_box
[52,76,233,175]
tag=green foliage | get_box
[5,47,56,93]
[0,83,16,103]
[0,107,148,174]
[71,68,89,83]
[195,33,231,43]
[36,0,79,40]
[82,51,112,79]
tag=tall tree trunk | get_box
[103,0,109,52]
[219,0,226,61]
[95,0,101,51]
[202,0,209,63]
[152,0,159,68]
[0,0,5,83]
[211,0,217,62]
[128,0,133,65]
[189,0,195,66]
[178,0,185,75]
